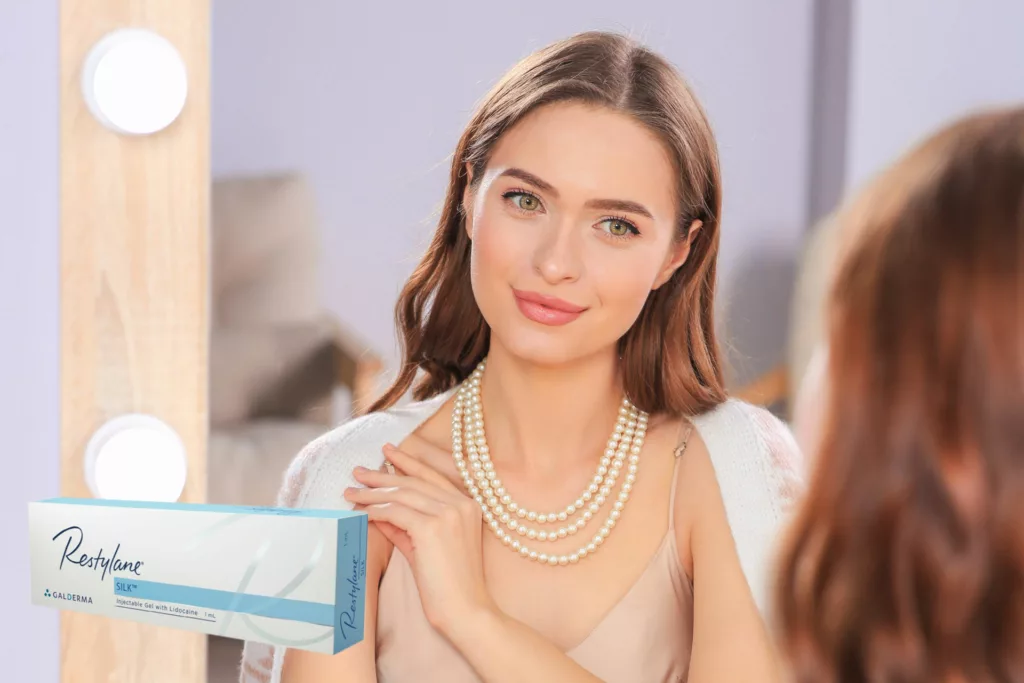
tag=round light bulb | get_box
[84,414,188,502]
[81,28,188,135]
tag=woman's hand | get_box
[343,443,497,637]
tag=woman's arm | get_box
[279,524,389,683]
[441,606,605,683]
[682,444,783,682]
[677,410,802,683]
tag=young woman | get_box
[241,30,801,683]
[775,107,1024,683]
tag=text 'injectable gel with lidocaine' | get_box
[28,498,367,654]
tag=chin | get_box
[490,320,600,368]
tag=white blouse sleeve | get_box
[695,400,806,617]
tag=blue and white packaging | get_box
[28,498,367,654]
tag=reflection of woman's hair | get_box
[775,107,1024,682]
[368,31,726,415]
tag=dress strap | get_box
[667,421,694,530]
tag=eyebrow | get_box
[497,167,655,220]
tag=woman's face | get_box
[464,102,694,367]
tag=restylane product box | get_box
[29,498,367,654]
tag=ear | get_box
[462,163,475,240]
[652,219,703,290]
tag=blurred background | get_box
[2,0,1023,679]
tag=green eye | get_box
[513,194,539,211]
[503,190,542,212]
[599,218,638,238]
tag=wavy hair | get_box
[774,107,1024,682]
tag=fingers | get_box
[382,443,459,493]
[344,483,445,516]
[352,466,459,507]
[375,521,415,559]
[356,499,426,534]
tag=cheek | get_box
[588,250,662,318]
[468,209,528,296]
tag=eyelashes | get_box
[500,189,641,240]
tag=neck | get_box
[476,342,624,477]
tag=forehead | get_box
[487,102,677,218]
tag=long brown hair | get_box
[367,31,726,416]
[775,107,1024,682]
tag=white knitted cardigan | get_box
[238,390,803,683]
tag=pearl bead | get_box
[454,360,646,567]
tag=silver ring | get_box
[382,460,395,474]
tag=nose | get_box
[532,219,582,284]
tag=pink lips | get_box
[512,288,587,326]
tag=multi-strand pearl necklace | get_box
[452,359,648,566]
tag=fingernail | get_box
[382,443,394,452]
[354,466,367,474]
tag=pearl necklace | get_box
[452,359,648,566]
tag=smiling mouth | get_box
[511,289,587,326]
